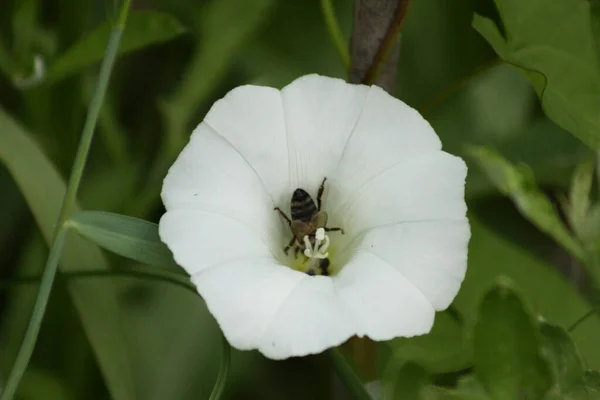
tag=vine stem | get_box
[362,0,412,86]
[329,347,371,400]
[320,0,350,69]
[0,2,131,398]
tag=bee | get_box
[274,177,344,275]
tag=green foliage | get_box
[68,211,179,271]
[388,311,471,374]
[0,108,135,398]
[473,0,600,149]
[2,0,600,398]
[473,281,552,400]
[470,147,585,261]
[539,321,585,396]
[455,217,600,369]
[48,11,186,82]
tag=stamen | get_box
[315,228,325,241]
[303,230,330,259]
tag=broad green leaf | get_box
[0,108,135,399]
[68,211,179,270]
[472,0,600,149]
[424,61,590,199]
[473,280,552,400]
[470,147,585,261]
[455,217,600,370]
[387,310,471,374]
[48,11,186,82]
[539,322,585,395]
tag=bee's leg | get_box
[317,177,327,211]
[325,227,345,235]
[274,207,292,225]
[283,236,296,255]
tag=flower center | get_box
[282,228,342,277]
[303,228,329,259]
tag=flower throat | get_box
[274,177,345,276]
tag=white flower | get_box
[159,74,470,360]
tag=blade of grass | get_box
[320,0,350,69]
[0,2,132,398]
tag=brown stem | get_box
[349,0,412,94]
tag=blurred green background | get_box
[0,0,598,398]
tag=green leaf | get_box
[539,321,585,392]
[472,0,600,149]
[470,147,585,261]
[473,280,552,400]
[454,216,600,371]
[539,322,600,399]
[48,11,186,82]
[68,211,179,270]
[0,108,135,399]
[566,162,595,241]
[387,310,471,374]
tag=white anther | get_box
[302,232,330,259]
[315,228,325,241]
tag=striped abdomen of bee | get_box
[290,188,318,222]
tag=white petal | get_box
[330,85,442,199]
[281,75,369,194]
[335,252,435,340]
[191,260,356,359]
[331,151,467,234]
[159,209,273,275]
[204,84,289,203]
[356,219,470,311]
[161,123,277,242]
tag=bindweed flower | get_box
[159,74,470,360]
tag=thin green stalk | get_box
[0,269,197,296]
[329,347,371,400]
[209,333,232,400]
[568,308,599,332]
[0,2,131,398]
[320,0,350,69]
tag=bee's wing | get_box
[291,220,311,242]
[311,211,328,228]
